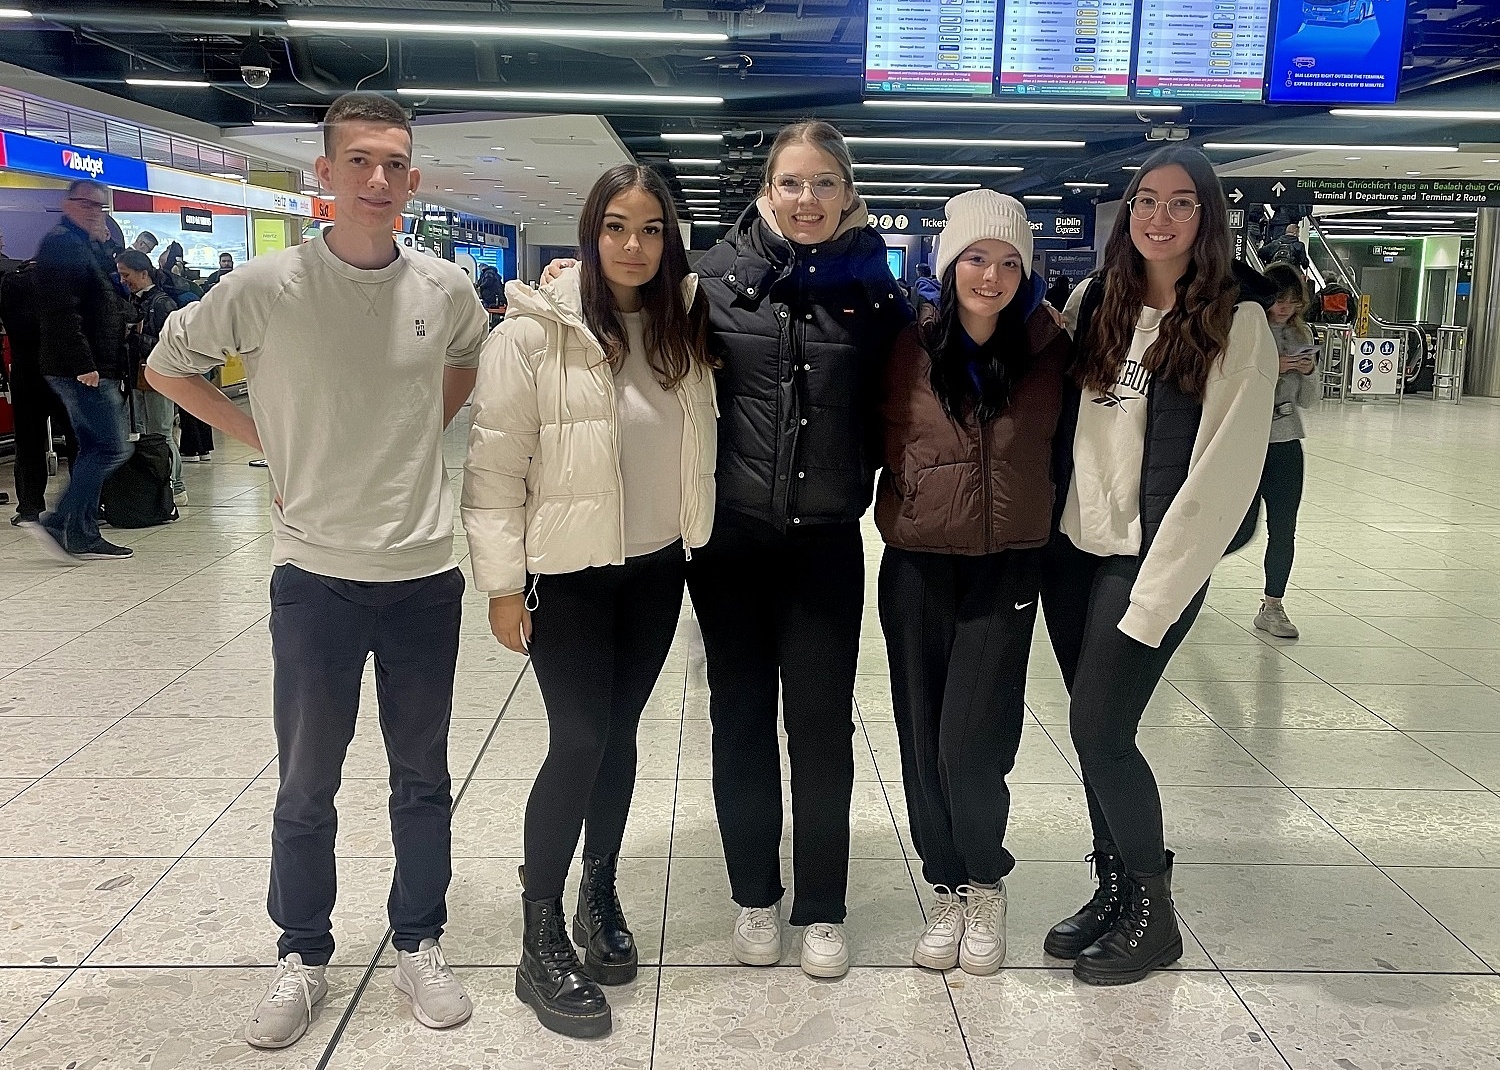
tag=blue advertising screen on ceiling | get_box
[1267,0,1405,104]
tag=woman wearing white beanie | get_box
[875,189,1070,974]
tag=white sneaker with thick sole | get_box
[732,904,783,965]
[958,882,1007,976]
[800,923,849,978]
[912,885,965,970]
[244,954,327,1050]
[1254,601,1300,639]
[394,938,473,1029]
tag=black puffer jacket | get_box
[35,219,129,381]
[696,202,913,530]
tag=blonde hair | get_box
[763,121,856,215]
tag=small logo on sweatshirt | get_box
[414,318,427,338]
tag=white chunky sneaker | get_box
[394,938,473,1029]
[732,904,783,965]
[1254,601,1300,639]
[958,882,1007,975]
[800,923,849,979]
[244,954,327,1050]
[912,885,965,970]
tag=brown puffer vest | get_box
[875,306,1068,555]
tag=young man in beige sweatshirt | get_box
[147,93,489,1050]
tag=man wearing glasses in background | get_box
[24,177,135,561]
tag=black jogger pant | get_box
[177,403,215,457]
[1040,536,1206,879]
[522,542,686,901]
[878,546,1041,889]
[268,564,464,966]
[1254,440,1305,600]
[686,513,863,925]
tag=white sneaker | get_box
[800,923,849,978]
[731,904,782,966]
[912,885,965,970]
[244,954,327,1050]
[1254,601,1300,639]
[394,938,473,1029]
[958,882,1007,976]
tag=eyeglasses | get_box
[771,173,846,201]
[1128,195,1200,222]
[66,196,108,209]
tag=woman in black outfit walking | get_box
[688,121,912,978]
[1041,145,1276,985]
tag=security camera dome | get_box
[240,40,273,89]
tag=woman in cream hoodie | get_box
[462,164,716,1040]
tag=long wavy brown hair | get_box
[1076,145,1238,399]
[577,164,712,389]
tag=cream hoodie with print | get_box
[462,268,717,597]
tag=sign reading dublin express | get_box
[1221,175,1500,208]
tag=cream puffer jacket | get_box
[462,268,717,597]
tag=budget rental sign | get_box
[0,132,149,192]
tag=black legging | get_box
[522,543,686,901]
[1040,536,1206,878]
[1254,440,1304,599]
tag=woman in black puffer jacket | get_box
[687,121,912,979]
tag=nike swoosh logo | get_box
[1015,601,1035,611]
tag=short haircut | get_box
[65,178,108,198]
[323,93,412,157]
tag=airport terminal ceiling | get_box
[0,1,1498,225]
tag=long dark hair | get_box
[1077,145,1238,399]
[576,164,711,389]
[921,262,1032,424]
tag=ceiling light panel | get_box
[398,88,723,106]
[846,136,1085,148]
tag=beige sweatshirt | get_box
[148,234,490,582]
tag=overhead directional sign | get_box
[1221,175,1500,208]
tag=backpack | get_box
[101,434,179,528]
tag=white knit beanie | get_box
[933,189,1033,280]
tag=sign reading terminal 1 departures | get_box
[1220,176,1500,209]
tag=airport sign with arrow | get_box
[1220,176,1500,208]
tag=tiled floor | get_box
[1,395,1498,1068]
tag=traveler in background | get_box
[147,92,489,1050]
[1257,223,1309,271]
[116,250,187,506]
[0,231,22,274]
[464,164,716,1039]
[0,257,77,525]
[25,177,134,561]
[158,241,202,298]
[131,231,159,256]
[914,260,941,305]
[876,191,1068,976]
[1046,273,1074,310]
[1248,263,1318,640]
[1042,145,1275,986]
[204,252,235,291]
[476,263,504,326]
[687,121,913,978]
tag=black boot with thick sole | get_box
[1043,848,1124,960]
[515,870,612,1038]
[1073,852,1182,986]
[572,852,638,985]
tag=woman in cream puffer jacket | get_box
[461,266,717,598]
[461,163,716,1043]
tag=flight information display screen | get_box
[1267,0,1404,104]
[865,0,1000,96]
[996,0,1136,98]
[1133,0,1273,101]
